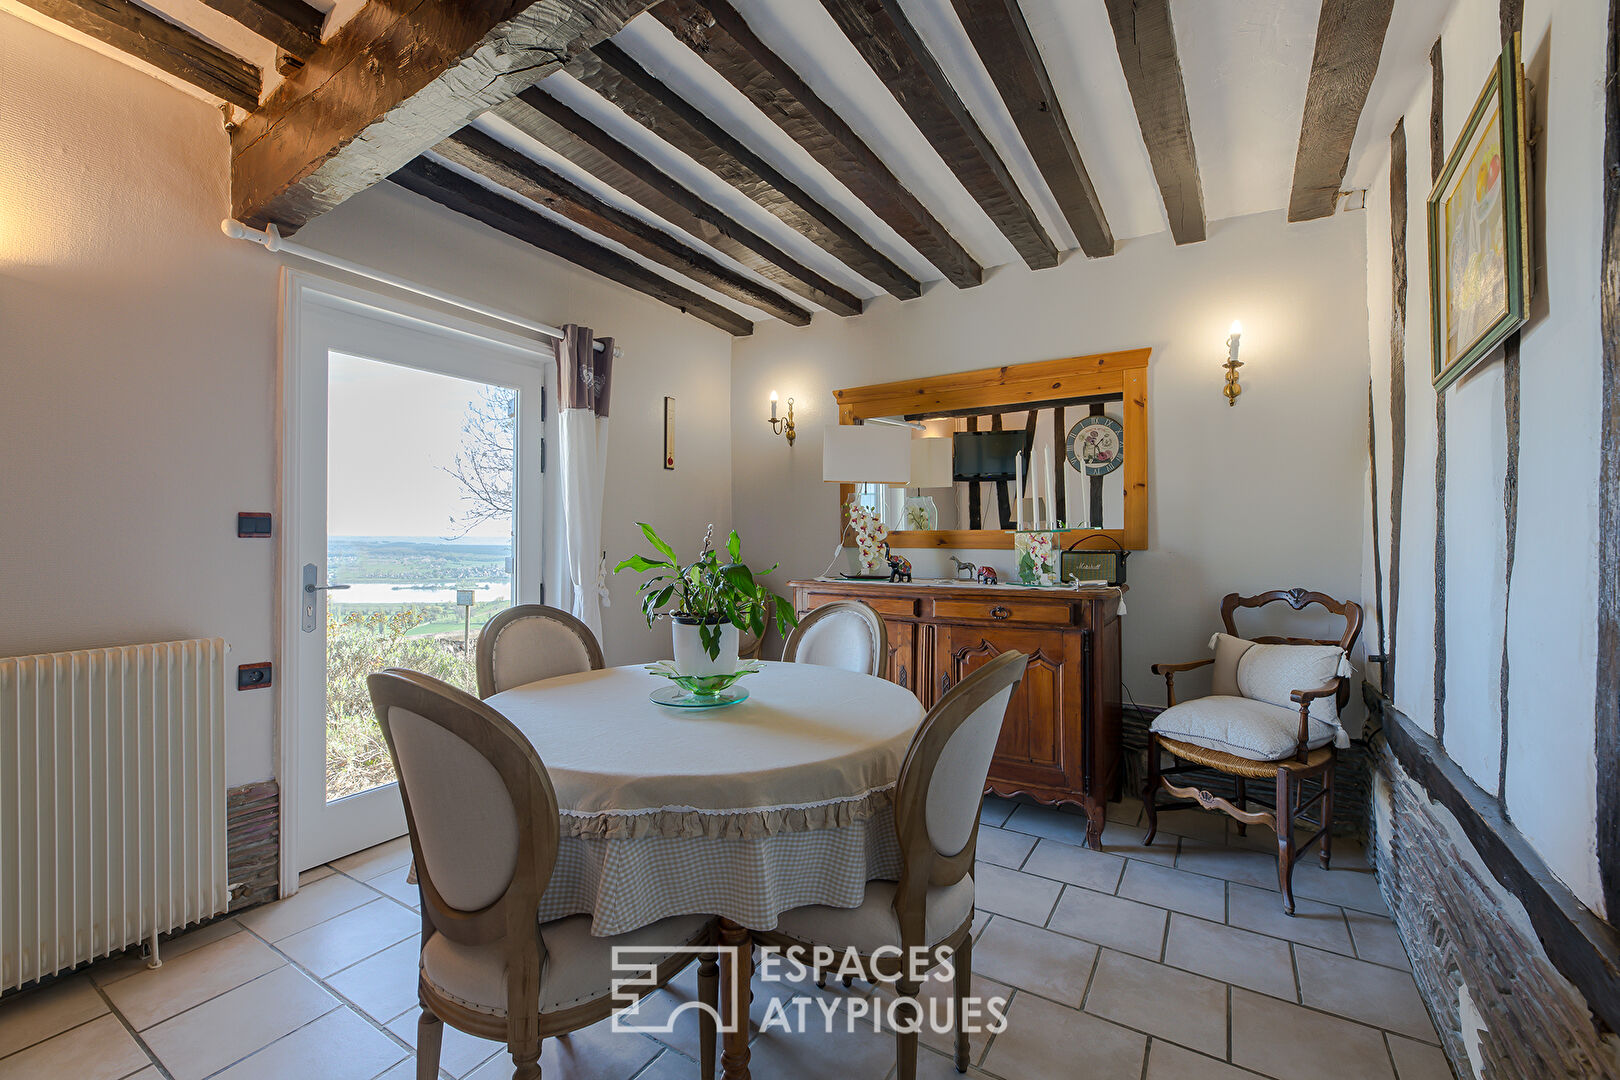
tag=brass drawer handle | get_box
[991,606,1012,620]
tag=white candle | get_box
[1227,320,1242,361]
[1045,447,1056,530]
[1015,451,1024,530]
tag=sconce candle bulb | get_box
[1223,321,1244,406]
[767,392,795,445]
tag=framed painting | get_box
[1427,32,1531,391]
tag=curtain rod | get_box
[222,219,618,356]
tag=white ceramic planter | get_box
[671,617,740,676]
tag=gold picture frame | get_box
[1427,32,1532,392]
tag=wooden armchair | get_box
[1143,589,1362,915]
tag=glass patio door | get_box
[289,288,547,870]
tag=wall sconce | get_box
[768,391,795,445]
[1222,321,1244,406]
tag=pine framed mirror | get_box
[832,349,1150,552]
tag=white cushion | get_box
[1151,696,1336,761]
[1210,633,1255,697]
[1235,643,1347,727]
[421,912,711,1016]
[772,875,975,955]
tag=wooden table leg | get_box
[718,918,752,1080]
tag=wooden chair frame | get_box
[368,669,716,1080]
[780,599,888,678]
[475,603,606,699]
[1142,589,1363,915]
[755,650,1029,1080]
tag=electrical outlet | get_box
[237,662,272,690]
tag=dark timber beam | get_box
[435,128,812,325]
[494,89,863,316]
[1102,0,1205,244]
[818,0,1059,269]
[14,0,260,110]
[392,157,752,337]
[652,0,982,288]
[570,41,921,299]
[196,0,323,61]
[231,0,655,231]
[950,0,1114,258]
[1287,0,1396,222]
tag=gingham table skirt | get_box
[535,796,905,935]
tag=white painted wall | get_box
[0,10,733,789]
[1360,0,1606,912]
[731,209,1373,717]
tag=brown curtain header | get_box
[555,323,614,417]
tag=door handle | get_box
[302,563,348,632]
[990,606,1011,620]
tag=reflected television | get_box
[952,431,1023,481]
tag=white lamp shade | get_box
[909,437,954,488]
[822,424,911,483]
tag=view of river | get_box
[330,581,511,605]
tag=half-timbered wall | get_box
[1360,0,1608,918]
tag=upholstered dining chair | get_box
[475,604,605,698]
[1143,588,1363,915]
[367,669,718,1080]
[755,650,1029,1080]
[781,599,887,678]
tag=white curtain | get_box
[555,325,614,642]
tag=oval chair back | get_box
[781,600,887,678]
[367,669,559,1020]
[891,650,1028,947]
[476,604,605,698]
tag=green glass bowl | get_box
[645,660,763,699]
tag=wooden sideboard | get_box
[789,578,1124,848]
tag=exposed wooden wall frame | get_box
[833,350,1150,551]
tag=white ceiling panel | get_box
[1018,0,1166,241]
[1174,0,1319,223]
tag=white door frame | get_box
[276,269,555,895]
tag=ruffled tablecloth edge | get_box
[558,784,897,841]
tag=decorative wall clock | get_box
[1066,416,1124,477]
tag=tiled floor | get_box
[0,798,1453,1080]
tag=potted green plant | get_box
[615,524,798,676]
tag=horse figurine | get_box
[948,555,976,581]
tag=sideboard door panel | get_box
[884,620,915,691]
[934,626,1073,791]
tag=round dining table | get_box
[484,659,926,1080]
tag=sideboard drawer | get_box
[931,598,1073,626]
[802,592,919,619]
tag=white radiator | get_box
[1,638,230,991]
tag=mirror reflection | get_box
[850,397,1127,533]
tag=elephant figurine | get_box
[887,549,913,583]
[976,566,998,586]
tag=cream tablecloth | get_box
[486,661,924,935]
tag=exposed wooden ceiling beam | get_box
[570,41,922,299]
[196,0,323,62]
[652,0,983,289]
[231,0,656,231]
[494,90,863,316]
[1287,0,1396,222]
[1103,0,1205,244]
[392,157,753,337]
[436,128,813,325]
[950,0,1113,258]
[15,0,260,110]
[817,0,1059,270]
